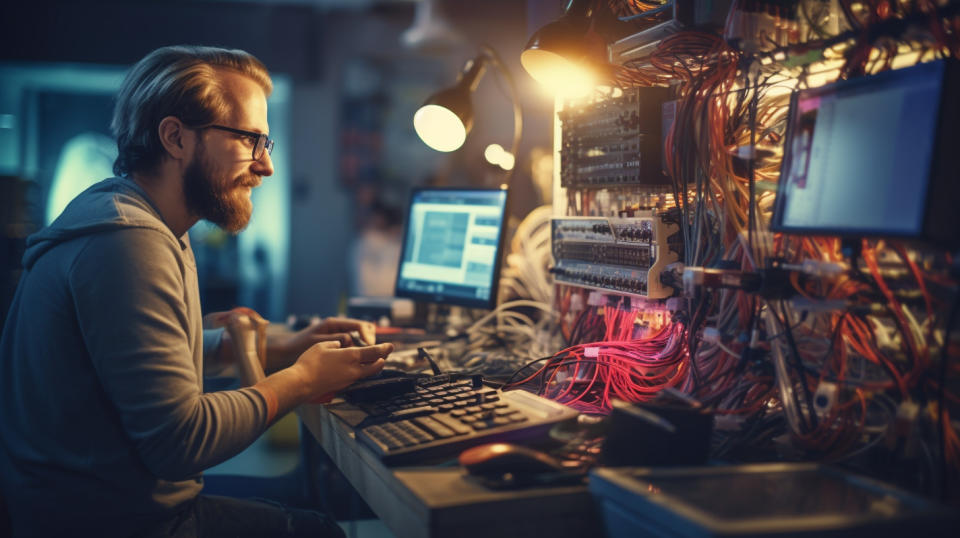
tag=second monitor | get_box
[395,187,509,310]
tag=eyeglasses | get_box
[205,125,275,161]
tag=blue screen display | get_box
[775,61,945,237]
[395,189,508,308]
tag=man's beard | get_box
[183,144,257,233]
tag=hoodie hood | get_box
[23,177,177,269]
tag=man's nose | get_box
[252,149,274,177]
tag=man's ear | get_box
[157,116,191,161]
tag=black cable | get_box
[772,301,815,433]
[816,311,849,379]
[745,57,758,256]
[687,292,711,394]
[734,298,761,376]
[501,353,569,389]
[938,289,960,501]
[837,0,863,31]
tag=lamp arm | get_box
[459,55,488,93]
[479,45,524,185]
[564,0,595,23]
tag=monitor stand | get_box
[425,303,467,335]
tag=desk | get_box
[298,403,599,538]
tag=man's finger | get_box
[359,358,386,377]
[312,333,351,346]
[357,343,393,363]
[231,306,266,324]
[323,317,373,331]
[359,323,376,346]
[315,340,342,350]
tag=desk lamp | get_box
[413,46,522,181]
[520,0,603,97]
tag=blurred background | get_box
[0,0,561,327]
[0,6,566,530]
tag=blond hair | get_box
[111,45,272,177]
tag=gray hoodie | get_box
[0,177,269,537]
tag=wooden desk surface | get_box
[298,403,599,538]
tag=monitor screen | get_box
[395,188,509,309]
[772,60,947,238]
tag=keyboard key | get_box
[492,417,511,426]
[450,409,466,417]
[438,404,454,412]
[412,416,456,438]
[394,433,417,447]
[391,405,437,419]
[431,413,473,435]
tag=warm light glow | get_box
[413,104,467,152]
[499,152,515,171]
[521,48,595,97]
[484,143,514,170]
[484,143,505,164]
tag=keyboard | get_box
[328,375,580,465]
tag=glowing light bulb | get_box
[520,49,595,97]
[498,152,515,171]
[484,143,514,170]
[413,104,466,152]
[484,143,505,165]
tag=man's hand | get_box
[267,317,377,368]
[290,341,393,399]
[203,307,269,377]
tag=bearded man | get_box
[0,45,392,538]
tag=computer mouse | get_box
[375,368,410,379]
[459,443,565,477]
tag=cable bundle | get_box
[505,303,686,413]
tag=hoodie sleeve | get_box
[202,328,231,377]
[69,227,269,480]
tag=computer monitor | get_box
[395,187,509,309]
[771,59,959,248]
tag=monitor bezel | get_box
[770,60,954,245]
[394,186,510,310]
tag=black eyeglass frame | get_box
[204,124,274,161]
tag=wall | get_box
[0,0,559,319]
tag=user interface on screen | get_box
[395,188,508,309]
[774,60,945,237]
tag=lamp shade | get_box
[414,55,487,152]
[520,0,597,96]
[413,84,473,152]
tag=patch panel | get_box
[559,86,671,188]
[551,212,682,299]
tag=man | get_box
[0,45,392,537]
